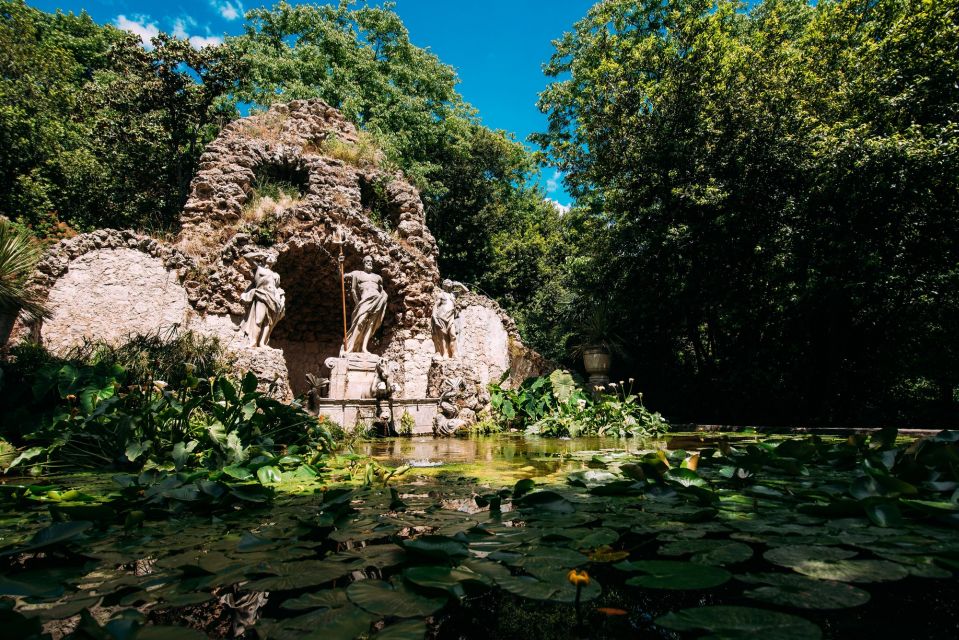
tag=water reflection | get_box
[354,434,727,481]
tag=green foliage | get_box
[0,2,242,233]
[490,372,668,438]
[0,217,49,323]
[534,0,959,425]
[399,411,415,437]
[231,2,572,353]
[0,334,331,479]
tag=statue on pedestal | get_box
[241,255,285,347]
[344,255,387,353]
[431,279,468,358]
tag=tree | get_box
[231,1,572,352]
[534,0,959,425]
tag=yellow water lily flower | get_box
[567,569,590,587]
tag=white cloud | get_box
[545,198,571,215]
[114,15,160,47]
[211,1,244,21]
[172,18,190,40]
[545,169,564,194]
[117,14,221,50]
[189,34,224,48]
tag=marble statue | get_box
[433,376,467,436]
[241,256,285,347]
[370,359,402,400]
[431,279,468,358]
[344,255,387,353]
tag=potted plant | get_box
[569,303,623,388]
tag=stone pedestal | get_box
[325,352,381,399]
[231,346,293,402]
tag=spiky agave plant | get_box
[0,218,50,333]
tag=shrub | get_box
[399,411,415,436]
[0,333,332,478]
[490,371,668,438]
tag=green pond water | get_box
[356,433,745,485]
[2,431,958,640]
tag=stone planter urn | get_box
[582,345,611,387]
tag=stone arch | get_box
[268,236,407,396]
[250,155,312,199]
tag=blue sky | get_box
[31,1,595,207]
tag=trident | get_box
[332,227,348,353]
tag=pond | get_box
[1,431,957,639]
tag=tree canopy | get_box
[534,0,959,425]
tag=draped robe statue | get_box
[344,255,387,353]
[241,258,285,347]
[431,279,468,358]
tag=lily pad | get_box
[656,605,821,639]
[377,619,427,640]
[347,580,447,617]
[764,545,856,568]
[401,535,468,561]
[616,560,731,589]
[658,540,753,565]
[790,559,910,583]
[738,573,870,609]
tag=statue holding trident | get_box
[343,254,388,353]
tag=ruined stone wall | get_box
[42,248,193,354]
[8,100,551,411]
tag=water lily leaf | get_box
[658,540,753,565]
[244,560,359,591]
[764,545,856,568]
[516,490,575,513]
[376,619,427,640]
[281,589,350,611]
[657,605,821,639]
[347,580,447,617]
[790,559,910,583]
[0,574,65,598]
[664,468,707,488]
[137,626,209,640]
[513,479,535,499]
[401,535,468,561]
[495,575,558,600]
[222,465,254,481]
[23,596,101,620]
[257,466,282,485]
[9,521,93,554]
[403,565,490,596]
[616,560,731,589]
[567,469,618,489]
[873,552,952,578]
[863,501,903,527]
[460,558,511,580]
[257,604,375,640]
[738,573,870,609]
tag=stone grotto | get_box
[6,99,551,435]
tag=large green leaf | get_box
[376,619,427,640]
[616,560,731,589]
[763,545,856,568]
[347,580,447,617]
[790,559,910,583]
[658,540,753,565]
[656,605,821,639]
[401,535,469,561]
[738,573,870,609]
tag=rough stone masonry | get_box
[8,99,551,426]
